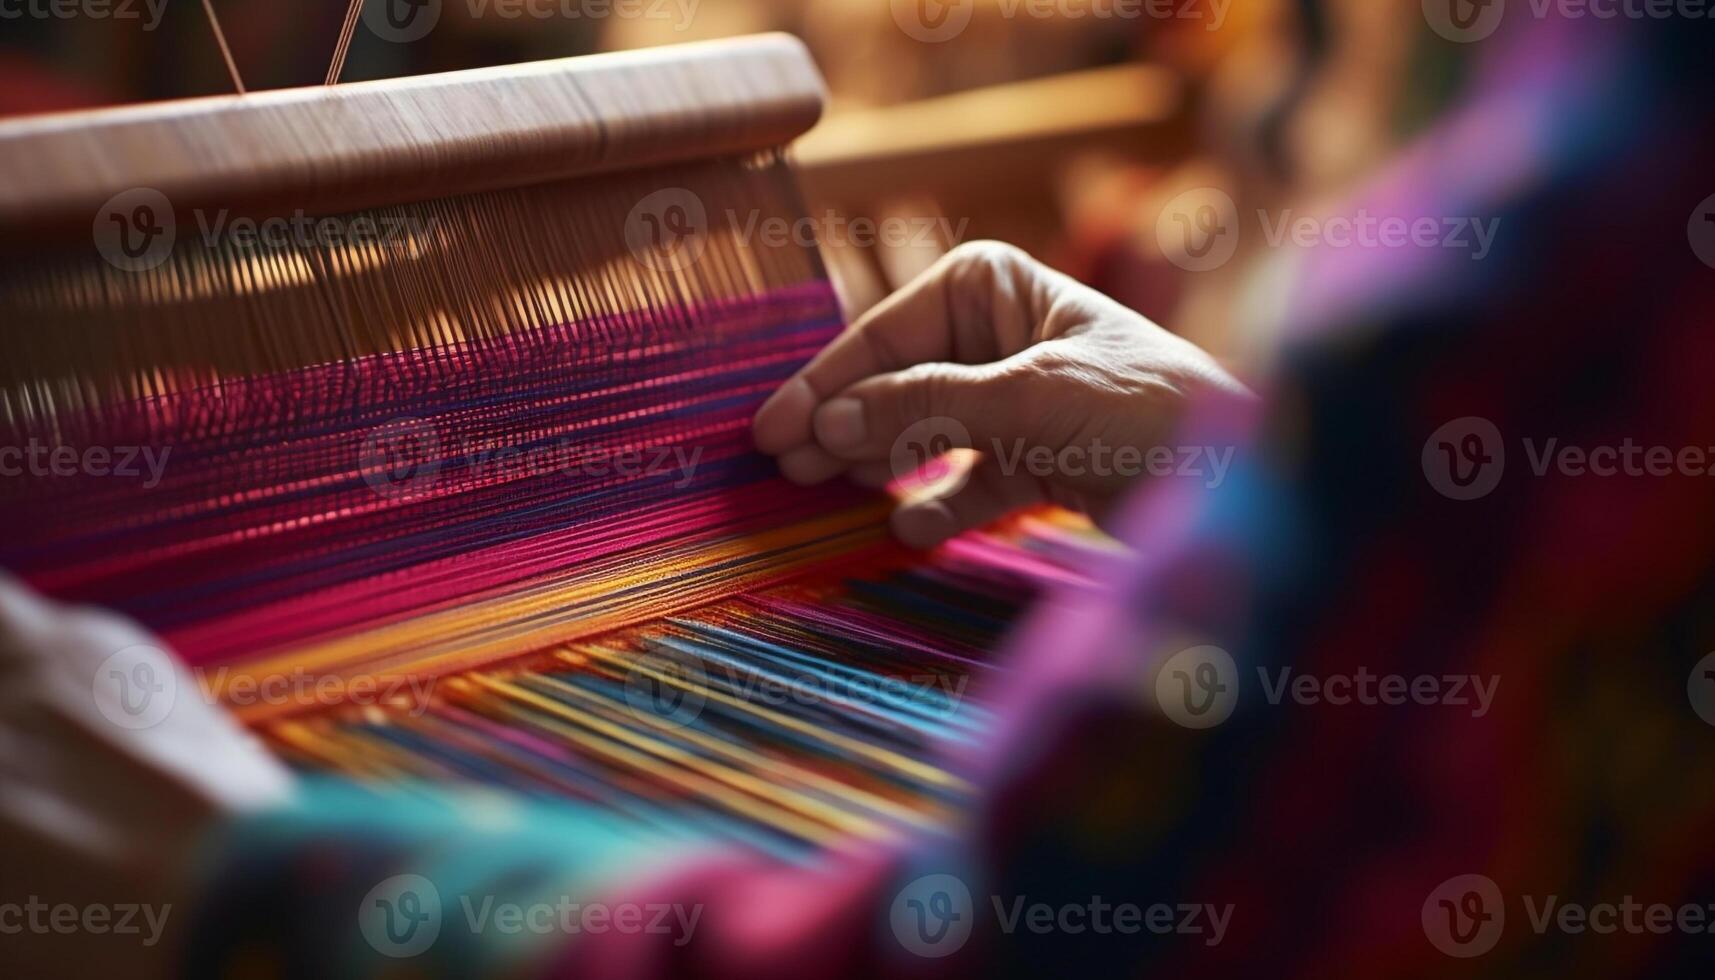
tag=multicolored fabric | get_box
[185,16,1715,979]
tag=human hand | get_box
[752,242,1253,547]
[0,575,292,978]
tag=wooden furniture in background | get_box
[792,63,1190,315]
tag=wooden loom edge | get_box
[0,33,826,240]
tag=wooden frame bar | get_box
[0,34,825,238]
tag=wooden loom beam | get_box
[0,33,826,241]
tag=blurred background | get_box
[0,0,1476,369]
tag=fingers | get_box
[752,375,821,457]
[891,458,1048,549]
[810,357,1034,462]
[753,241,1045,456]
[751,241,1106,547]
[776,443,847,486]
[751,277,951,456]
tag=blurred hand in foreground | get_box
[0,575,292,979]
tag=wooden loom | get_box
[0,35,1105,857]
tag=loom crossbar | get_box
[0,34,825,242]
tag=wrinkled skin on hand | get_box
[753,242,1253,547]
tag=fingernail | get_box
[753,378,817,454]
[814,398,867,452]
